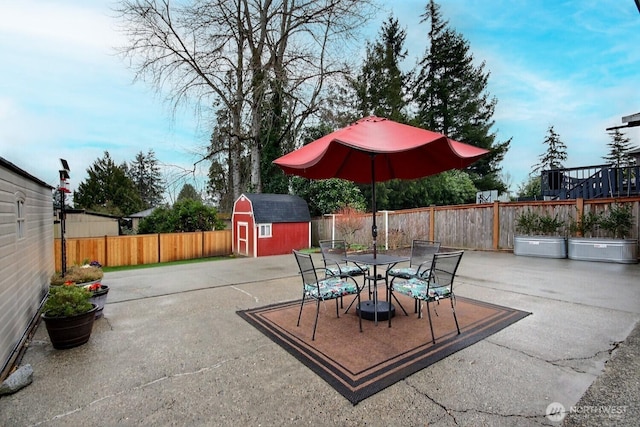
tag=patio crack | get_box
[487,339,622,374]
[413,385,459,425]
[103,317,114,330]
[406,381,550,425]
[546,340,622,374]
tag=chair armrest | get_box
[414,260,433,278]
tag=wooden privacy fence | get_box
[54,198,640,270]
[54,230,232,270]
[313,197,640,252]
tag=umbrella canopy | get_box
[273,116,489,183]
[273,116,489,257]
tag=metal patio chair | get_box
[387,240,441,314]
[293,250,362,341]
[319,240,369,312]
[389,251,464,343]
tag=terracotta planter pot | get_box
[41,304,98,349]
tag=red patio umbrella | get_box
[273,116,489,256]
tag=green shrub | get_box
[538,213,565,235]
[569,210,602,238]
[138,200,226,234]
[516,209,566,236]
[515,210,539,235]
[43,285,93,317]
[599,204,634,238]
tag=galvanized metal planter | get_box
[513,236,567,258]
[567,238,638,264]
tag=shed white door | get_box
[236,221,249,256]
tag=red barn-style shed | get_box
[232,193,311,257]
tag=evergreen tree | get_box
[260,79,291,195]
[137,199,226,233]
[534,126,568,172]
[177,183,202,202]
[74,151,144,216]
[128,150,164,208]
[420,170,478,206]
[291,177,366,217]
[289,123,366,216]
[413,0,510,193]
[350,15,414,210]
[517,175,542,200]
[604,129,636,167]
[351,15,410,122]
[206,107,238,213]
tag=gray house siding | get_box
[0,158,53,379]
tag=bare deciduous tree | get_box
[115,0,376,203]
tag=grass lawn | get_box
[102,256,233,273]
[102,247,321,273]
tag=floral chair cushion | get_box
[325,264,367,277]
[392,277,451,301]
[304,277,359,300]
[388,267,430,279]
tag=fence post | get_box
[493,201,500,250]
[576,198,584,237]
[429,206,435,241]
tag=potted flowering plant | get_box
[41,284,97,349]
[83,281,110,319]
[50,261,109,318]
[50,261,104,286]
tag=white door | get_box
[236,221,249,256]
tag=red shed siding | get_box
[231,197,255,256]
[232,193,311,257]
[256,222,310,256]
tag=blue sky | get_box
[1,1,639,200]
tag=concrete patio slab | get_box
[0,251,638,426]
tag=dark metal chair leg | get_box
[426,300,436,344]
[312,300,320,341]
[297,295,306,327]
[450,296,460,334]
[344,276,365,314]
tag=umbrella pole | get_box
[371,154,377,260]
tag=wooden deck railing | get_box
[542,165,640,200]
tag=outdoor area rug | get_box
[237,294,530,404]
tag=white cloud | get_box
[0,1,124,53]
[2,0,639,199]
[0,1,206,194]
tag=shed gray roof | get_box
[242,193,310,223]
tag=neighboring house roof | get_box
[0,156,54,189]
[129,207,157,218]
[242,193,310,223]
